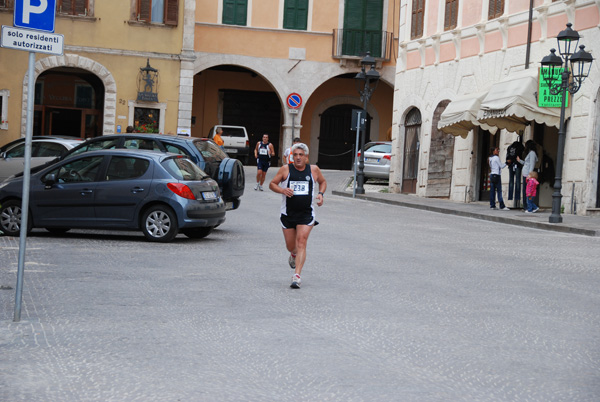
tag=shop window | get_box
[58,0,92,16]
[135,0,179,25]
[134,107,160,133]
[488,0,504,20]
[0,89,8,130]
[411,0,425,39]
[444,0,458,31]
[223,0,247,26]
[283,0,308,30]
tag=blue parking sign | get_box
[14,0,57,33]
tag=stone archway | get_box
[21,54,117,136]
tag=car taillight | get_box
[245,140,249,147]
[383,155,391,160]
[167,183,196,200]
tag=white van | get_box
[208,125,250,164]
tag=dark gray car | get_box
[0,149,226,242]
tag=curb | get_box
[332,179,599,237]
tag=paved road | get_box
[1,168,599,401]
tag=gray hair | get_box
[291,143,309,155]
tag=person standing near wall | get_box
[517,140,538,210]
[489,147,510,210]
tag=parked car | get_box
[0,136,84,182]
[356,141,392,180]
[29,134,245,211]
[208,125,250,164]
[0,149,226,242]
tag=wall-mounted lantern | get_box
[137,59,159,102]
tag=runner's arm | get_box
[269,165,293,197]
[312,165,327,207]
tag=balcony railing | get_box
[332,29,393,61]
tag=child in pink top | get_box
[525,171,540,213]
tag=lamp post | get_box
[354,52,380,194]
[540,23,593,223]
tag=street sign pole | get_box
[353,111,363,198]
[14,51,36,322]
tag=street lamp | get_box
[354,52,380,194]
[540,23,593,223]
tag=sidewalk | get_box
[330,174,600,237]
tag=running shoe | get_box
[259,185,264,191]
[254,183,260,191]
[532,207,539,213]
[288,253,296,269]
[500,206,510,211]
[290,274,301,289]
[525,210,532,213]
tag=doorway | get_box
[402,108,421,193]
[477,128,498,202]
[317,104,370,170]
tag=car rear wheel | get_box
[141,205,178,242]
[182,226,213,239]
[0,200,32,236]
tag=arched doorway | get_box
[402,108,421,193]
[317,104,371,170]
[426,100,455,198]
[34,67,105,138]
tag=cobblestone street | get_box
[1,170,599,401]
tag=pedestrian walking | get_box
[283,137,301,164]
[254,134,275,191]
[525,171,540,213]
[269,143,327,289]
[489,147,510,210]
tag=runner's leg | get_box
[293,224,313,276]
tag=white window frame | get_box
[0,89,9,130]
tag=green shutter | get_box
[223,0,247,26]
[342,0,383,57]
[283,0,308,30]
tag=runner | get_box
[269,143,327,289]
[254,134,275,191]
[282,137,301,164]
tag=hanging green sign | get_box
[538,67,568,108]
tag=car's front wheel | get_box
[0,200,32,236]
[141,205,178,242]
[182,226,213,239]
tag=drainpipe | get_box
[525,0,534,68]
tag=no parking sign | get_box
[286,93,302,109]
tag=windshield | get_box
[162,157,208,181]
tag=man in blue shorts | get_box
[254,134,275,191]
[269,143,327,289]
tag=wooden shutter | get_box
[164,0,178,25]
[411,0,424,39]
[58,0,88,16]
[223,0,247,26]
[283,0,308,30]
[488,0,504,19]
[444,0,457,30]
[137,0,151,22]
[342,0,383,56]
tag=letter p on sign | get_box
[14,0,56,32]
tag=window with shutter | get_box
[342,0,383,57]
[58,0,91,16]
[444,0,457,30]
[136,0,178,25]
[223,0,247,26]
[411,0,424,39]
[488,0,504,19]
[283,0,308,30]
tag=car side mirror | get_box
[43,173,57,188]
[1,151,7,159]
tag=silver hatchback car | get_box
[356,141,392,180]
[0,136,84,182]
